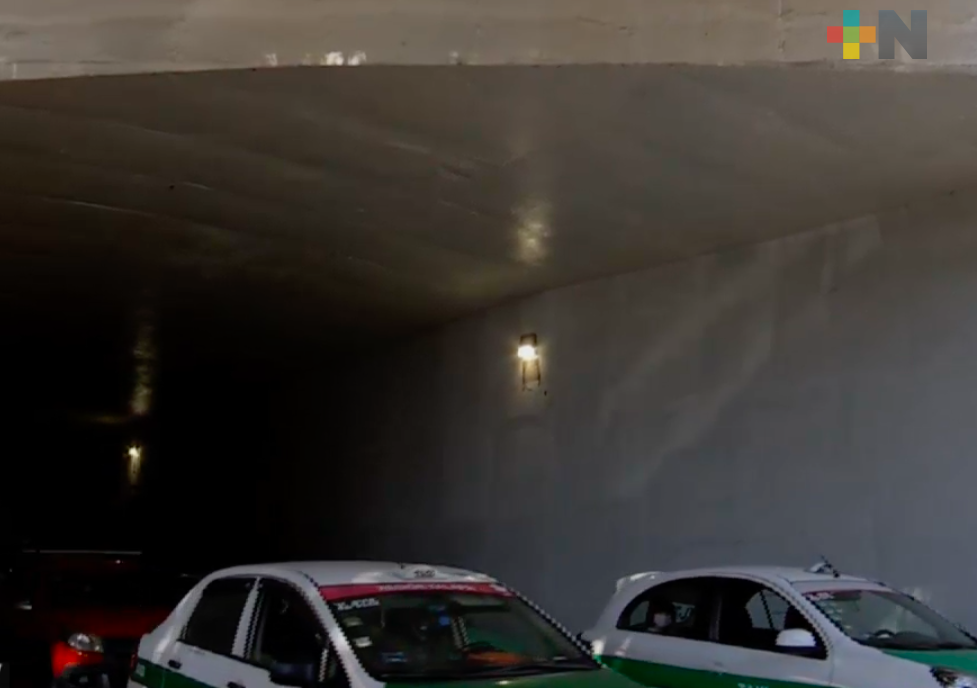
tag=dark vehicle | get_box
[1,550,197,688]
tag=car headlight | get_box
[932,667,977,688]
[66,632,104,654]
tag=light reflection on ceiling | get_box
[130,302,156,418]
[515,200,552,266]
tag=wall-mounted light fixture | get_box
[126,443,143,486]
[518,333,542,390]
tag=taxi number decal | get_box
[336,598,380,611]
[805,592,834,602]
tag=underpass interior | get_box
[6,61,977,659]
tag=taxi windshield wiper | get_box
[468,660,598,675]
[378,664,589,682]
[862,636,946,651]
[380,673,477,683]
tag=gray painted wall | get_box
[288,188,977,631]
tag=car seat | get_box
[784,606,808,631]
[721,605,760,649]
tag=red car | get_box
[3,550,197,688]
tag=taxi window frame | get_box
[616,575,721,643]
[713,577,829,660]
[179,575,257,659]
[245,577,329,669]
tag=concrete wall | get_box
[288,187,977,631]
[5,0,977,79]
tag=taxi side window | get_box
[617,578,714,641]
[746,589,789,630]
[248,579,349,688]
[717,579,826,659]
[182,577,254,656]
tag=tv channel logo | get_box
[827,10,927,60]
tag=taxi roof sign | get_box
[395,564,443,580]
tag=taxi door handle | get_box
[167,660,182,670]
[228,682,246,688]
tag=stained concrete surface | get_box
[4,64,977,359]
[9,63,977,592]
[282,188,977,631]
[2,0,977,78]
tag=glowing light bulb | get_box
[517,344,538,361]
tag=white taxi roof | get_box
[703,565,872,584]
[211,561,499,587]
[615,565,874,592]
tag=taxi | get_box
[129,561,643,688]
[582,561,977,688]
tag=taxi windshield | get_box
[322,582,597,682]
[802,589,977,651]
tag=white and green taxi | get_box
[128,561,643,688]
[582,563,977,688]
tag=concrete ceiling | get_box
[3,64,977,358]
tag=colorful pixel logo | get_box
[827,10,927,60]
[827,10,875,59]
